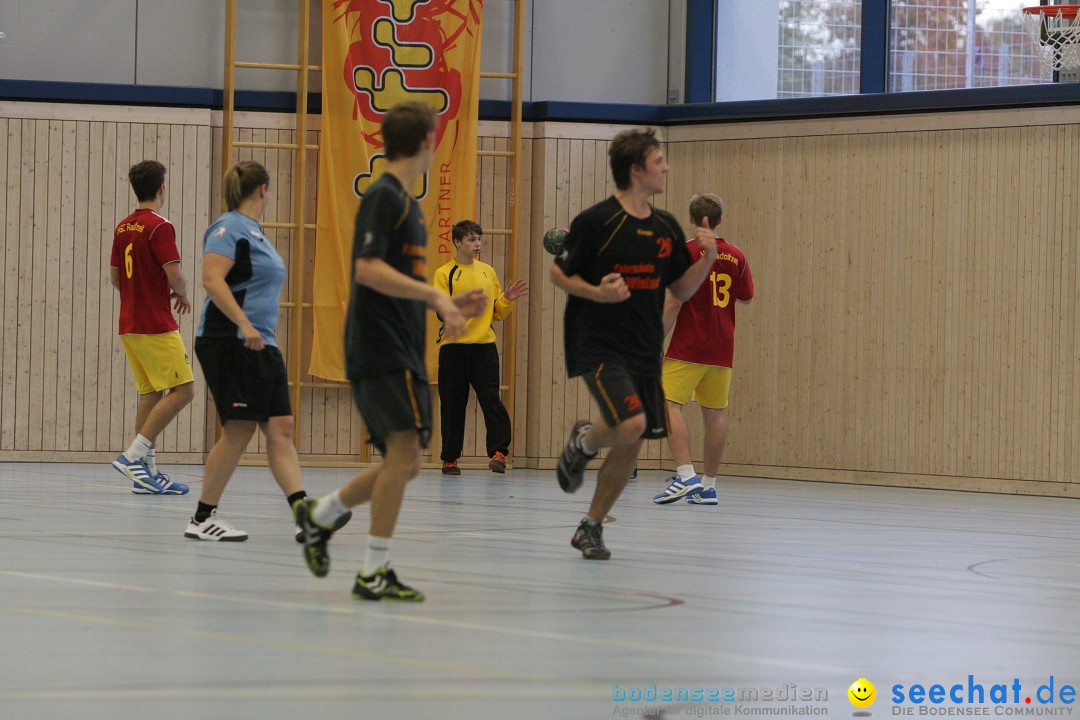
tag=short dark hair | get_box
[689,193,724,229]
[129,160,166,202]
[383,102,438,161]
[451,219,483,243]
[609,128,660,191]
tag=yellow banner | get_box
[309,0,484,381]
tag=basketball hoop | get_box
[1023,5,1080,77]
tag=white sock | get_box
[145,449,158,476]
[677,464,697,481]
[702,475,717,489]
[577,426,597,457]
[583,515,601,526]
[311,489,350,528]
[363,536,392,576]
[123,434,153,463]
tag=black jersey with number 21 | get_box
[555,196,692,378]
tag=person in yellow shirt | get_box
[433,220,528,474]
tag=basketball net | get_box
[1023,5,1080,77]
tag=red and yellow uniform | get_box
[110,208,193,393]
[663,237,753,409]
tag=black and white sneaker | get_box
[184,510,248,541]
[556,420,595,493]
[571,519,611,560]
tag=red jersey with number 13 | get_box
[110,208,181,335]
[665,237,753,368]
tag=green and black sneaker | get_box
[352,566,425,602]
[292,497,342,578]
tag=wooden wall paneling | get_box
[906,131,925,475]
[1066,123,1080,485]
[1056,124,1078,482]
[5,101,1080,495]
[925,130,947,478]
[28,119,51,451]
[510,133,532,461]
[189,124,212,459]
[92,122,113,453]
[491,135,510,462]
[173,123,195,454]
[995,127,1013,479]
[64,121,86,452]
[1011,126,1030,479]
[1031,124,1054,482]
[527,136,555,464]
[14,119,35,450]
[107,123,131,453]
[0,119,14,450]
[550,137,570,463]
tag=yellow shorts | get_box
[120,332,195,394]
[662,358,731,410]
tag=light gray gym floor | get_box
[2,462,1080,720]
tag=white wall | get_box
[529,0,671,104]
[715,0,780,102]
[0,0,674,105]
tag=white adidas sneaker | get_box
[184,510,249,541]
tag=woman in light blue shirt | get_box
[184,160,348,542]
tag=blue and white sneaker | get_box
[687,487,718,505]
[652,474,703,504]
[113,455,188,495]
[142,468,189,495]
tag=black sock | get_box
[287,490,307,510]
[194,502,217,523]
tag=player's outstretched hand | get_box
[598,272,630,303]
[171,292,192,315]
[504,280,529,301]
[694,226,719,257]
[453,288,489,318]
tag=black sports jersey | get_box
[344,173,429,381]
[555,196,692,377]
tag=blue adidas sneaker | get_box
[142,468,189,495]
[653,474,703,504]
[113,455,188,495]
[687,487,718,505]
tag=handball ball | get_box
[543,227,568,255]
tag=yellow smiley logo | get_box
[848,678,876,708]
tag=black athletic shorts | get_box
[351,369,432,453]
[195,337,291,422]
[581,362,668,440]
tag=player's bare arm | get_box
[203,252,265,351]
[662,290,684,338]
[355,256,487,341]
[163,260,191,314]
[550,264,629,303]
[668,227,718,302]
[451,288,489,318]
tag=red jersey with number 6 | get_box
[110,208,181,335]
[665,237,753,368]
